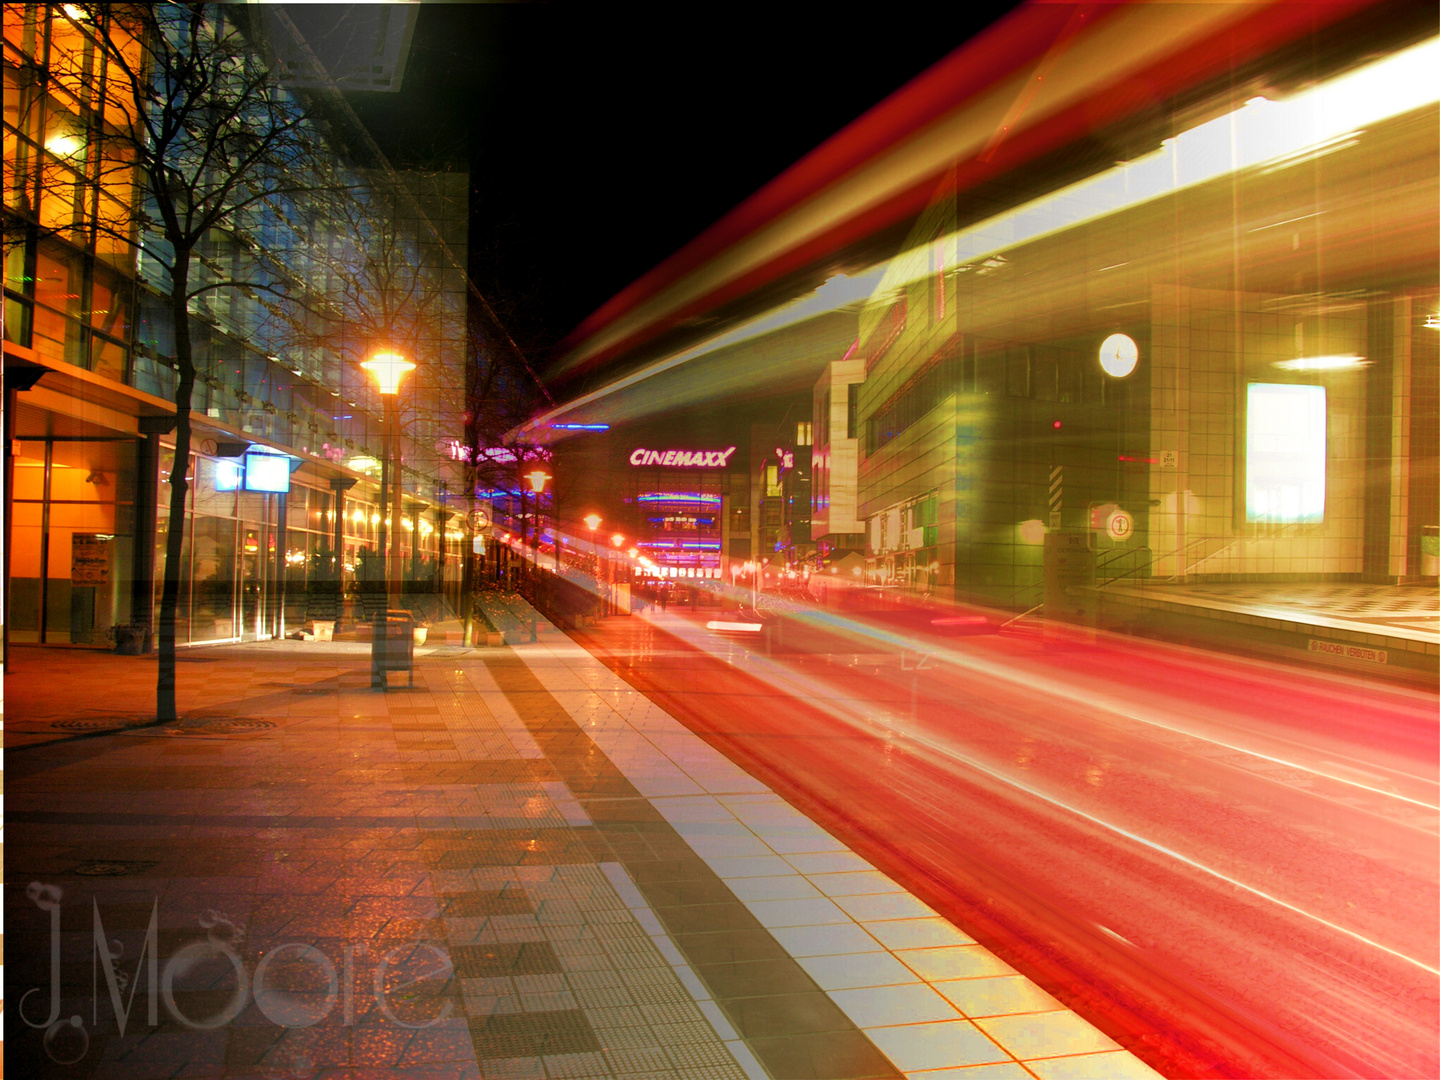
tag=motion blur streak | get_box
[738,599,1439,805]
[527,31,1438,435]
[862,711,1439,977]
[571,608,1438,1078]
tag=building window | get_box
[846,384,861,440]
[796,420,812,446]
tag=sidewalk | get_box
[5,605,1160,1080]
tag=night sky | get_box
[301,4,1023,362]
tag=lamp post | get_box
[584,513,602,567]
[361,351,415,612]
[583,513,602,609]
[523,467,550,583]
[606,531,624,615]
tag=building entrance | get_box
[9,435,136,644]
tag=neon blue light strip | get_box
[637,493,721,504]
[551,423,611,430]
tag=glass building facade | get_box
[2,3,469,649]
[840,28,1437,608]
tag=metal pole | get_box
[518,478,528,595]
[274,490,287,639]
[378,400,390,594]
[389,396,403,611]
[330,477,356,631]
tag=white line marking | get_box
[893,721,1440,978]
[1112,712,1440,812]
[791,610,1440,811]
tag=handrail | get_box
[1002,527,1304,624]
[1000,601,1045,629]
[1099,534,1233,588]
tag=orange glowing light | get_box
[361,352,415,395]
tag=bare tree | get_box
[13,3,343,720]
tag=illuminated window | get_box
[796,421,812,446]
[1246,383,1326,524]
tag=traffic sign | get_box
[1106,509,1133,541]
[469,508,491,530]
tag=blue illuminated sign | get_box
[637,492,722,505]
[214,459,243,492]
[244,451,292,493]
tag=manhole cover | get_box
[69,860,159,877]
[51,719,134,732]
[146,718,278,737]
[189,718,276,734]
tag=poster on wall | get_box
[1246,382,1326,523]
[71,533,112,585]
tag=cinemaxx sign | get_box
[629,446,737,468]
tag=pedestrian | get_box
[659,585,668,612]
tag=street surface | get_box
[572,605,1440,1079]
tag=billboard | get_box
[243,451,292,494]
[1246,383,1325,523]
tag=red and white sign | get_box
[1309,639,1388,664]
[1106,509,1133,541]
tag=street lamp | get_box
[583,512,602,570]
[583,513,603,609]
[362,351,415,610]
[523,468,551,579]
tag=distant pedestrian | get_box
[659,585,668,612]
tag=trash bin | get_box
[371,609,414,688]
[114,622,147,655]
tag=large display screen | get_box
[213,458,243,492]
[243,451,292,493]
[1246,383,1326,523]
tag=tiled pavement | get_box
[4,609,1163,1079]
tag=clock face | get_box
[1099,333,1139,378]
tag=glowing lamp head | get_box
[362,352,416,395]
[627,548,639,559]
[611,533,625,547]
[45,132,85,159]
[584,513,602,531]
[1098,333,1139,378]
[1273,355,1368,372]
[525,469,551,494]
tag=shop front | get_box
[4,374,456,651]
